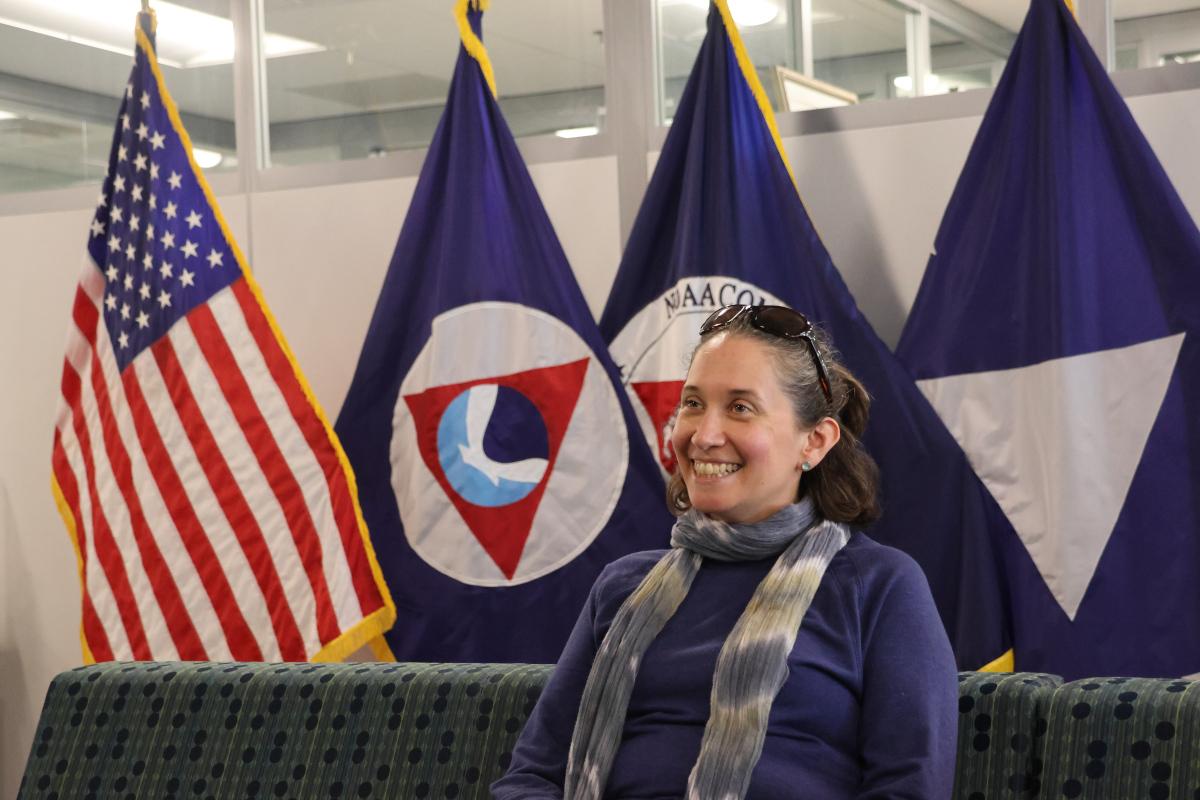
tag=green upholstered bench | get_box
[17,661,1200,799]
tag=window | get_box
[1113,3,1200,72]
[0,0,236,194]
[262,0,607,167]
[657,0,1018,122]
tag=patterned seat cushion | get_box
[1039,677,1200,800]
[954,671,1062,799]
[19,661,552,800]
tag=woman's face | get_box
[671,332,809,525]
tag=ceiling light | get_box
[191,147,223,169]
[670,0,780,27]
[0,110,17,120]
[554,125,600,139]
[728,0,781,27]
[0,0,322,69]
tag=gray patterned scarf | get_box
[563,498,850,800]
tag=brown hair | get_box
[666,315,880,525]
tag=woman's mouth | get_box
[692,460,742,478]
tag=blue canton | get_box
[87,45,239,373]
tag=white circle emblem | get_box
[391,302,628,586]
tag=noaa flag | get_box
[599,0,1012,670]
[897,0,1200,679]
[334,0,671,663]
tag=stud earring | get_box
[801,461,812,472]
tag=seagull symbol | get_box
[456,384,547,487]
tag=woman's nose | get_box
[691,411,725,448]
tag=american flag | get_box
[50,15,395,663]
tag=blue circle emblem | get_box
[436,384,550,507]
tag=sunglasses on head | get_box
[699,304,833,404]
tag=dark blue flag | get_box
[599,0,1012,670]
[334,1,671,663]
[897,0,1200,679]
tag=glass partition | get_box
[1114,3,1200,71]
[0,0,236,195]
[262,0,607,167]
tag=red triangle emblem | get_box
[403,358,589,579]
[631,379,684,474]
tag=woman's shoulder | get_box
[833,531,931,596]
[596,548,669,587]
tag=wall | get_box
[4,87,1200,796]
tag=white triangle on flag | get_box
[917,333,1184,621]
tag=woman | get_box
[492,305,957,799]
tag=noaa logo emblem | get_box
[392,302,628,586]
[609,277,784,475]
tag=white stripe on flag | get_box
[209,290,365,631]
[55,393,133,660]
[131,348,284,660]
[167,315,323,657]
[70,324,179,660]
[92,315,233,661]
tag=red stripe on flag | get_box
[151,338,308,659]
[186,303,342,646]
[88,351,209,659]
[230,280,382,612]
[52,433,115,662]
[122,369,265,660]
[60,361,151,659]
[73,288,99,347]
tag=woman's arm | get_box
[854,550,959,800]
[490,568,607,799]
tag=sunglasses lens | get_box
[753,306,811,338]
[700,305,745,334]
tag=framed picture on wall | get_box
[773,66,858,111]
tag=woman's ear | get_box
[799,417,841,470]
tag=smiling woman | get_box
[492,304,958,799]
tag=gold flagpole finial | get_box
[141,0,150,11]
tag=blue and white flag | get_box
[897,0,1200,678]
[599,0,1012,670]
[334,0,671,663]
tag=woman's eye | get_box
[731,402,750,413]
[681,398,701,409]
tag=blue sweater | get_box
[491,532,958,799]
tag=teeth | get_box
[694,461,741,477]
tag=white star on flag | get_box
[105,263,118,280]
[150,131,165,150]
[121,113,130,130]
[185,210,202,229]
[130,214,141,231]
[120,302,130,320]
[139,283,151,300]
[206,250,224,269]
[131,184,144,202]
[114,175,126,193]
[107,236,120,254]
[168,171,182,189]
[179,268,195,287]
[143,253,153,270]
[149,193,157,210]
[147,223,155,239]
[159,261,173,279]
[157,289,171,308]
[136,122,148,140]
[150,163,159,180]
[122,274,133,291]
[136,311,150,329]
[134,153,148,171]
[118,145,128,161]
[161,231,175,249]
[125,243,136,260]
[104,294,117,310]
[117,331,129,349]
[90,219,104,238]
[111,207,124,223]
[164,201,178,219]
[140,91,150,109]
[182,241,198,259]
